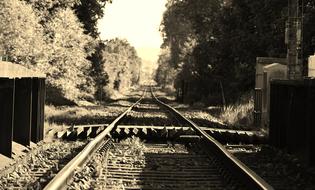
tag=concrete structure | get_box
[0,61,45,158]
[308,55,315,77]
[254,57,287,128]
[0,61,45,78]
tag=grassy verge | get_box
[219,97,254,128]
[168,92,255,130]
[43,91,141,137]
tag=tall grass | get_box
[219,97,254,127]
[44,101,134,128]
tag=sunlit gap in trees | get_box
[98,0,167,87]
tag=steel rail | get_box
[151,88,274,190]
[43,89,146,190]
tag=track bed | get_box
[0,141,86,189]
[105,141,244,190]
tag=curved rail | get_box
[151,87,273,190]
[44,90,146,190]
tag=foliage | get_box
[89,41,109,101]
[24,0,78,18]
[155,47,177,88]
[0,0,101,104]
[0,0,46,67]
[157,0,315,104]
[74,0,112,37]
[73,0,114,101]
[42,8,95,102]
[25,0,113,101]
[97,38,142,99]
[0,0,144,104]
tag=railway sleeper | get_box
[101,141,248,190]
[54,125,267,144]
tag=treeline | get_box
[156,0,315,105]
[93,38,141,100]
[0,0,141,104]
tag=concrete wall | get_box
[255,62,287,128]
[308,55,315,77]
[0,61,45,78]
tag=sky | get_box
[98,0,167,64]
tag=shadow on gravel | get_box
[132,107,162,113]
[188,118,227,128]
[155,97,174,104]
[139,149,229,189]
[174,107,222,117]
[118,115,189,127]
[108,96,140,103]
[107,103,132,108]
[47,116,117,126]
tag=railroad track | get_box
[41,87,273,190]
[0,87,271,189]
[102,142,245,189]
[0,140,86,189]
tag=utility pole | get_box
[286,0,302,79]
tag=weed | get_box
[219,98,254,127]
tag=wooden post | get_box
[219,80,226,109]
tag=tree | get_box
[43,8,95,103]
[74,0,112,37]
[158,0,221,103]
[155,47,176,88]
[0,0,46,67]
[24,0,77,16]
[158,0,309,104]
[1,0,117,104]
[23,0,96,103]
[98,38,142,98]
[160,0,196,68]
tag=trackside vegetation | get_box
[0,0,141,104]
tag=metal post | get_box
[287,0,302,79]
[39,78,45,141]
[31,78,45,142]
[13,78,32,146]
[0,79,15,157]
[31,78,40,142]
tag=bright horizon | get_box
[98,0,167,64]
